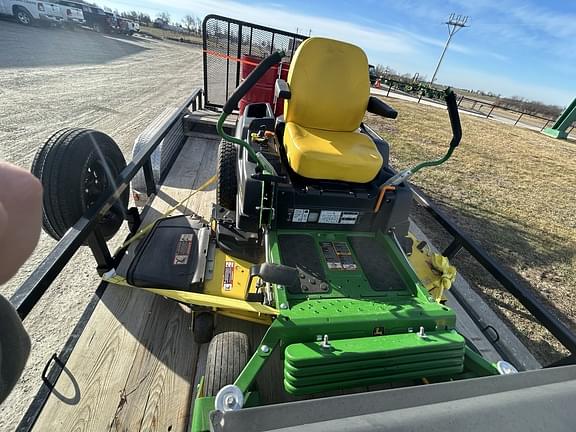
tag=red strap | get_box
[203,49,261,66]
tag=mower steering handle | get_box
[222,51,285,114]
[445,89,462,148]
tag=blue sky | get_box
[104,0,575,106]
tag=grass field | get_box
[366,98,576,364]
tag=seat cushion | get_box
[284,122,383,183]
[284,37,370,132]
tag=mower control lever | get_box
[223,51,286,115]
[247,263,299,296]
[218,51,285,175]
[383,88,462,187]
[445,89,462,148]
[251,172,287,184]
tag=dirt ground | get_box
[366,98,576,364]
[0,21,202,431]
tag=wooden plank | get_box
[109,298,196,432]
[31,286,155,431]
[33,135,218,432]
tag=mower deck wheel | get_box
[204,331,249,397]
[193,312,214,344]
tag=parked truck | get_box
[0,0,63,25]
[55,0,84,27]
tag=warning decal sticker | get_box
[173,233,193,265]
[339,212,359,225]
[290,209,360,224]
[320,241,357,271]
[292,208,310,223]
[318,211,341,224]
[223,261,234,291]
[320,242,341,269]
[318,211,359,225]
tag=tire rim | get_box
[82,160,117,224]
[83,160,110,208]
[18,11,30,24]
[82,159,123,226]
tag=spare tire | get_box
[31,128,129,241]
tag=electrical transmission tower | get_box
[430,13,469,84]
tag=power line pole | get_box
[430,13,469,84]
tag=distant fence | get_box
[455,95,574,134]
[377,79,574,135]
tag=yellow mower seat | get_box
[283,37,383,183]
[284,123,383,183]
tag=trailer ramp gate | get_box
[202,14,306,109]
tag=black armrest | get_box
[367,96,397,119]
[275,79,291,100]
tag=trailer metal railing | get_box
[412,187,576,355]
[202,14,307,109]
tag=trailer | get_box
[10,15,576,432]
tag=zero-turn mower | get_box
[114,35,507,430]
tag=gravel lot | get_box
[0,21,202,431]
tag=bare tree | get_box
[157,11,170,24]
[138,13,151,25]
[182,14,195,34]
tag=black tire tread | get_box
[31,128,73,239]
[216,139,237,211]
[204,331,249,397]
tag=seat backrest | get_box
[284,37,370,132]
